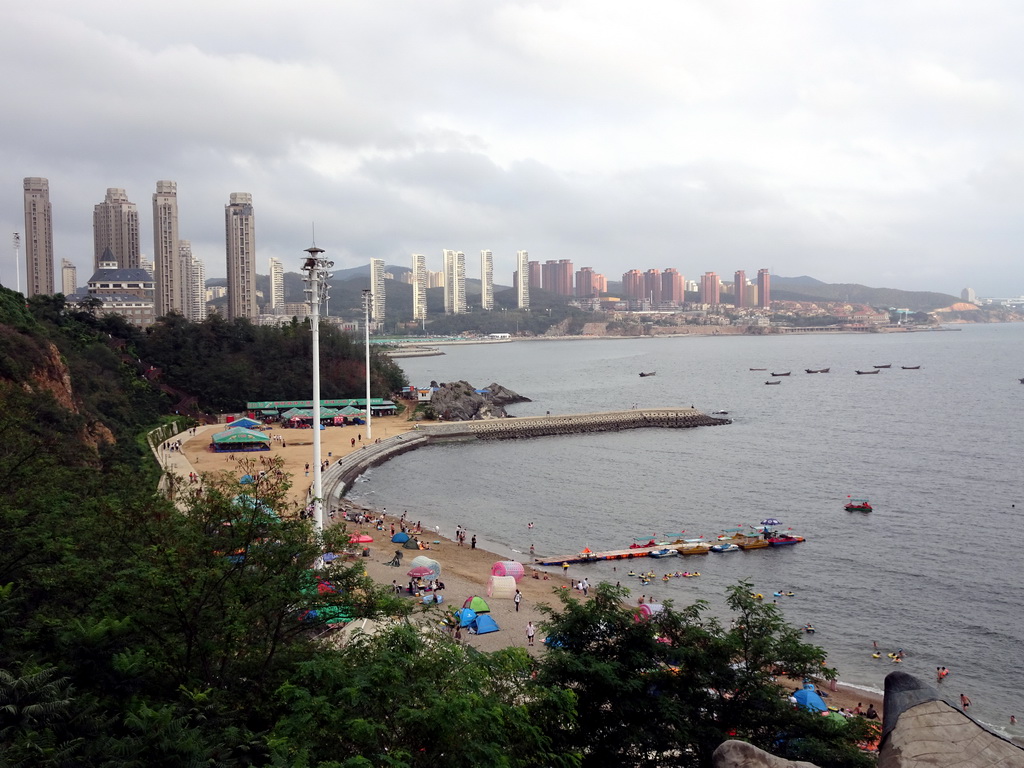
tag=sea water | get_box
[349,324,1024,729]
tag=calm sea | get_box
[349,325,1024,730]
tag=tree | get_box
[534,581,873,768]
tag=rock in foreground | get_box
[429,381,531,421]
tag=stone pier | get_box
[321,408,729,502]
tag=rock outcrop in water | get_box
[428,380,531,421]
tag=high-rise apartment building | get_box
[268,257,284,312]
[442,250,466,314]
[733,270,747,308]
[576,267,597,298]
[757,268,771,308]
[427,270,445,289]
[225,193,257,319]
[23,177,55,297]
[528,261,542,290]
[93,188,140,270]
[622,269,644,300]
[961,287,977,304]
[516,250,530,310]
[61,259,77,296]
[543,259,574,296]
[411,253,427,321]
[152,181,183,317]
[370,258,386,321]
[644,269,662,306]
[661,268,684,305]
[700,272,720,305]
[480,250,494,310]
[180,240,206,322]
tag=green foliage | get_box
[534,581,873,768]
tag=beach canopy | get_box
[231,417,262,429]
[407,566,432,578]
[339,405,364,415]
[793,688,829,713]
[211,427,270,445]
[462,595,490,613]
[454,608,476,627]
[490,560,525,582]
[471,614,500,634]
[410,556,440,579]
[391,532,411,543]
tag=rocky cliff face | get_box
[23,342,116,451]
[428,381,531,421]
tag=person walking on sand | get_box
[960,693,972,710]
[471,534,477,549]
[562,562,569,575]
[514,589,522,612]
[526,621,536,646]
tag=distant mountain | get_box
[769,278,958,312]
[771,275,828,288]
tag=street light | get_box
[302,244,333,531]
[12,233,21,295]
[362,289,373,440]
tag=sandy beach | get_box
[172,413,883,717]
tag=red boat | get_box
[767,534,805,546]
[845,498,872,512]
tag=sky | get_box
[2,1,1023,298]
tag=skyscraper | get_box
[643,269,662,306]
[225,193,257,319]
[528,261,542,290]
[23,177,54,297]
[661,268,684,305]
[411,253,427,321]
[622,269,644,300]
[268,257,284,311]
[541,259,573,295]
[442,250,466,314]
[153,181,183,317]
[370,258,386,321]
[576,267,597,298]
[733,270,747,308]
[180,240,206,322]
[757,268,771,308]
[60,259,77,296]
[516,250,530,310]
[480,250,494,310]
[700,272,720,305]
[93,188,140,270]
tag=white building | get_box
[180,240,207,322]
[60,258,77,297]
[443,249,466,314]
[153,180,183,317]
[225,193,257,319]
[370,258,386,321]
[411,253,427,322]
[269,256,284,311]
[516,250,530,310]
[480,250,494,310]
[23,177,54,297]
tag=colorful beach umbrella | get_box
[349,533,373,544]
[407,566,433,578]
[760,518,781,527]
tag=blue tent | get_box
[793,687,828,712]
[471,614,500,635]
[232,417,262,429]
[240,474,255,484]
[455,608,476,627]
[392,532,411,543]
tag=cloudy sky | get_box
[2,1,1022,297]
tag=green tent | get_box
[211,427,271,452]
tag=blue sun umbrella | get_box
[760,518,781,527]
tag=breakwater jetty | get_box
[321,408,729,503]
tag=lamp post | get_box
[12,233,21,295]
[362,289,373,440]
[302,245,333,531]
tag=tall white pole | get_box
[363,289,373,440]
[303,245,332,532]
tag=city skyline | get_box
[3,3,1023,297]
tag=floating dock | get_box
[534,544,709,567]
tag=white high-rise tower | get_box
[93,188,140,270]
[180,240,206,322]
[23,177,54,297]
[411,253,427,322]
[480,250,494,310]
[442,249,466,314]
[225,193,257,319]
[370,258,386,322]
[516,250,530,310]
[269,257,284,311]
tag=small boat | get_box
[818,368,830,373]
[771,371,791,377]
[845,498,872,512]
[767,534,805,546]
[639,371,656,377]
[855,370,880,375]
[805,369,820,374]
[873,364,892,369]
[901,366,921,370]
[749,367,767,371]
[765,380,781,385]
[710,543,740,553]
[803,623,816,634]
[1020,378,1024,384]
[649,548,678,559]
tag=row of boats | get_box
[755,364,921,383]
[640,526,806,558]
